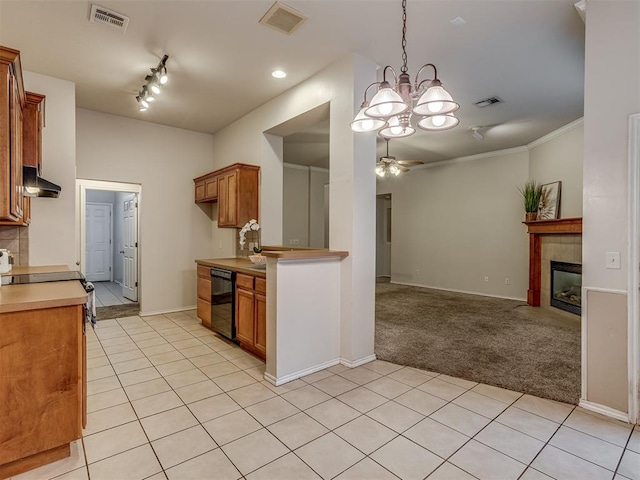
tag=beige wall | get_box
[377,119,584,301]
[309,168,329,248]
[378,148,530,299]
[23,71,76,268]
[582,0,640,414]
[75,108,215,314]
[283,164,309,247]
[529,121,584,218]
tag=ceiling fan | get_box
[376,140,424,177]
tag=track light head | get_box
[135,55,169,111]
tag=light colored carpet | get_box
[375,282,581,404]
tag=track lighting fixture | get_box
[351,0,460,138]
[135,55,169,112]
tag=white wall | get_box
[309,167,329,248]
[529,120,584,218]
[582,0,640,413]
[76,109,215,314]
[23,71,76,268]
[282,165,309,246]
[210,55,377,365]
[378,148,530,299]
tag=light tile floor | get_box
[10,310,640,480]
[93,281,135,307]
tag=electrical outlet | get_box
[292,239,299,245]
[505,277,510,285]
[219,241,223,249]
[484,276,489,282]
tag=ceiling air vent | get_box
[89,4,129,33]
[259,1,307,35]
[474,96,504,108]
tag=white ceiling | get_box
[0,0,585,163]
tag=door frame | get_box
[85,202,113,282]
[627,113,640,424]
[77,179,142,306]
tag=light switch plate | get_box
[606,251,621,269]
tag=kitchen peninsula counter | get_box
[195,257,266,278]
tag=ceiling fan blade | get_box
[397,160,424,166]
[397,165,411,172]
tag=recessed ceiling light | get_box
[272,70,287,78]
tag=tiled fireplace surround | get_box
[524,218,582,313]
[540,235,582,310]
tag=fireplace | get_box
[550,261,582,315]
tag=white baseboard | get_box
[390,281,527,302]
[579,399,631,423]
[140,305,196,317]
[263,358,341,386]
[340,354,377,368]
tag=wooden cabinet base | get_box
[0,443,70,479]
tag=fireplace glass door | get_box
[550,261,582,315]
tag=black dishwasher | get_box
[210,267,236,341]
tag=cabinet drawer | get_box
[236,273,254,290]
[197,298,211,328]
[197,264,210,278]
[255,277,266,294]
[197,277,210,301]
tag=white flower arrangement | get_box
[239,219,260,248]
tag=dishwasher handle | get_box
[211,267,234,280]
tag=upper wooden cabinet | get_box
[0,46,25,222]
[23,92,45,173]
[194,163,259,228]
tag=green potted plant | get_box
[519,181,542,222]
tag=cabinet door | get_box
[195,180,206,202]
[205,176,218,200]
[197,276,211,301]
[225,171,237,226]
[254,292,267,357]
[217,174,228,225]
[197,298,211,328]
[235,287,255,346]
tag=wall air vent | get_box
[89,4,129,33]
[259,1,307,35]
[474,96,504,108]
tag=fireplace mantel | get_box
[524,217,582,306]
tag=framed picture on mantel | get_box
[538,181,561,219]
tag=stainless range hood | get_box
[23,166,61,198]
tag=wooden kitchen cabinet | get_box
[193,163,259,228]
[0,304,86,478]
[235,272,266,360]
[0,46,25,223]
[196,264,211,328]
[194,172,218,203]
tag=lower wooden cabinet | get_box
[235,273,266,360]
[0,304,85,478]
[196,265,211,328]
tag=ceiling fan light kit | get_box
[351,0,460,139]
[376,139,424,178]
[135,55,169,112]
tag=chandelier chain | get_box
[401,0,408,74]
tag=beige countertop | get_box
[1,264,70,276]
[195,258,266,278]
[0,280,87,314]
[262,249,349,259]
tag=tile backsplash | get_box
[0,225,29,266]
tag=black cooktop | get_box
[2,271,85,285]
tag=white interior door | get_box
[376,195,392,277]
[122,194,138,301]
[86,203,112,282]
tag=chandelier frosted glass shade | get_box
[417,113,460,131]
[365,86,409,118]
[379,115,415,138]
[351,104,388,133]
[413,81,459,116]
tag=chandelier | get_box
[351,0,460,138]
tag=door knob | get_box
[119,250,125,254]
